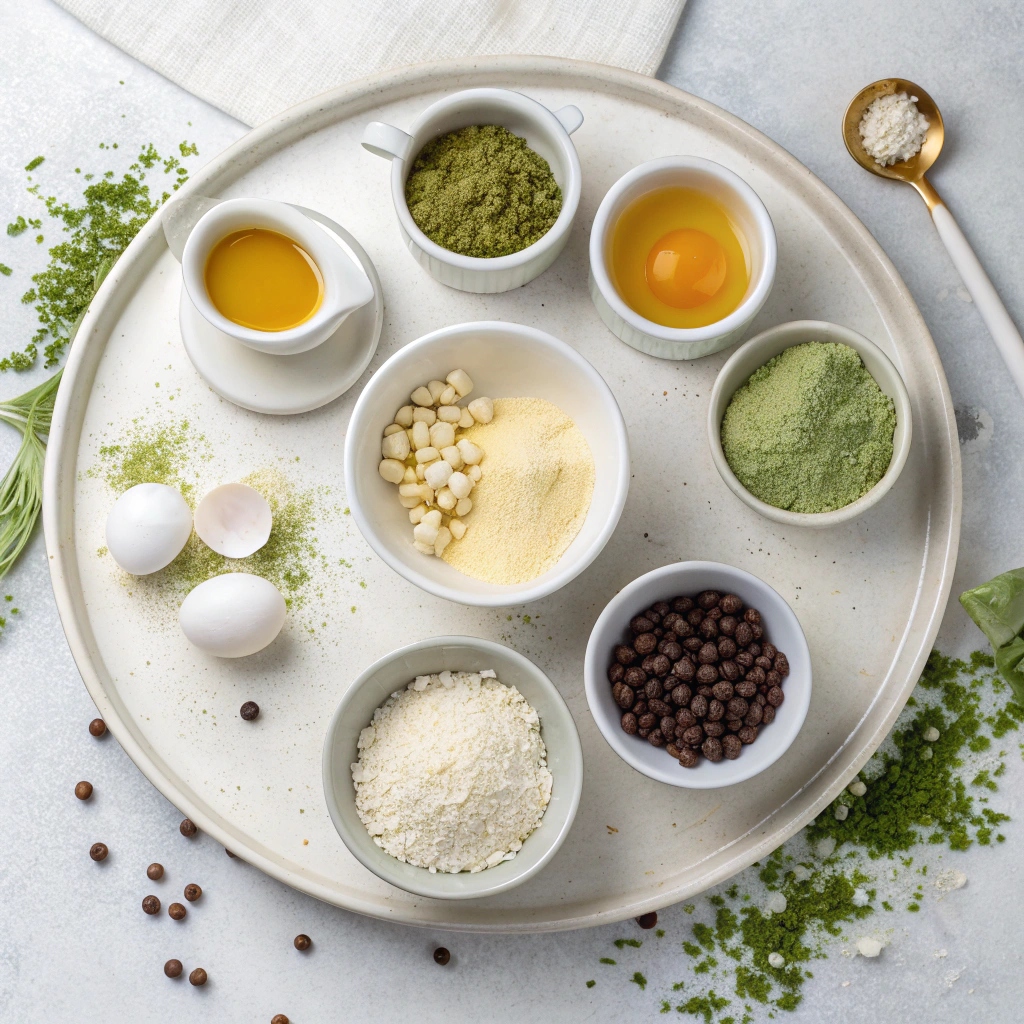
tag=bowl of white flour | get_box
[322,635,584,899]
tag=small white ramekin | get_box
[181,197,374,355]
[707,320,913,527]
[343,320,630,607]
[362,88,583,293]
[589,156,777,360]
[322,635,583,900]
[584,562,811,790]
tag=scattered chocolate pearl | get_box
[636,912,658,929]
[271,1016,290,1024]
[183,883,202,902]
[240,701,260,721]
[164,959,183,979]
[89,842,108,862]
[168,902,187,921]
[88,718,106,737]
[188,968,207,986]
[293,934,312,951]
[179,818,198,838]
[225,848,236,858]
[142,895,161,915]
[147,862,164,881]
[433,947,451,965]
[75,781,93,801]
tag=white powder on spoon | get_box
[859,91,930,166]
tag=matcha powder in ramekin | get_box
[721,341,896,514]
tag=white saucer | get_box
[178,209,383,415]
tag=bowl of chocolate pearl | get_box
[584,561,811,788]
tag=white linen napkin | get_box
[54,0,687,126]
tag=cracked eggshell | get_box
[179,572,286,658]
[193,482,272,558]
[105,483,193,575]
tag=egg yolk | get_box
[645,229,727,309]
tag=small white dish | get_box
[362,88,583,293]
[179,208,383,415]
[589,156,777,360]
[584,561,811,789]
[322,636,584,900]
[707,320,913,527]
[344,320,630,607]
[181,197,374,355]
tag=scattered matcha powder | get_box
[721,341,896,513]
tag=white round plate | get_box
[179,210,382,414]
[43,58,960,932]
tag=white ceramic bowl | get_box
[181,197,374,355]
[584,561,811,789]
[344,321,630,606]
[589,156,777,360]
[708,320,913,527]
[362,88,583,293]
[322,636,584,899]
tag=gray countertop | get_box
[1,0,1022,1020]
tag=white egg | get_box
[105,483,193,575]
[193,482,272,558]
[179,573,286,658]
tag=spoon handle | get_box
[930,201,1024,398]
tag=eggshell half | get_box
[179,573,286,658]
[193,482,272,558]
[105,483,193,575]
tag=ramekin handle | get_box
[552,105,584,136]
[361,122,414,162]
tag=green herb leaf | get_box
[24,156,45,172]
[960,569,1024,702]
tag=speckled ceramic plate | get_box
[43,57,960,932]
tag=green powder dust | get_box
[720,342,896,514]
[404,125,562,259]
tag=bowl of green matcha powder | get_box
[708,320,912,527]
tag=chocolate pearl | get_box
[681,725,704,746]
[697,685,714,698]
[765,670,783,688]
[621,712,638,735]
[634,633,658,656]
[660,716,677,737]
[624,666,647,688]
[179,818,198,838]
[648,698,672,718]
[734,622,754,647]
[142,895,161,915]
[675,708,697,729]
[746,667,766,687]
[638,713,657,731]
[703,720,725,738]
[686,608,704,627]
[672,596,694,614]
[695,664,719,685]
[225,848,236,858]
[717,637,737,660]
[294,934,312,951]
[744,608,761,625]
[184,883,202,902]
[678,747,699,768]
[659,640,683,662]
[653,627,664,638]
[683,636,703,653]
[755,692,768,706]
[725,717,743,732]
[638,728,651,739]
[88,718,106,737]
[735,650,754,669]
[719,660,740,682]
[90,843,108,862]
[744,703,763,727]
[614,645,637,666]
[718,615,737,636]
[168,903,187,921]
[665,743,682,759]
[707,699,725,722]
[712,681,734,702]
[699,617,719,640]
[675,620,695,639]
[726,697,749,718]
[189,968,207,986]
[738,726,758,744]
[767,686,785,707]
[652,601,671,617]
[608,662,626,685]
[697,590,721,610]
[671,658,696,682]
[613,683,636,709]
[644,610,662,627]
[774,653,790,677]
[433,945,452,965]
[272,1017,290,1024]
[751,624,764,640]
[761,704,777,725]
[164,959,183,979]
[662,613,683,633]
[647,729,665,747]
[650,654,672,677]
[75,781,93,801]
[702,737,724,761]
[722,734,742,759]
[706,606,723,621]
[630,615,655,635]
[637,910,659,929]
[697,642,719,665]
[734,679,757,699]
[632,700,648,716]
[763,643,778,661]
[689,695,708,718]
[720,594,744,615]
[747,643,762,659]
[147,863,164,881]
[671,683,693,707]
[240,701,260,721]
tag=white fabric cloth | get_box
[54,0,687,126]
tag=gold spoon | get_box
[844,78,1024,398]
